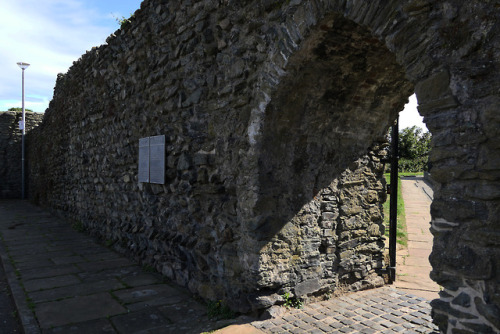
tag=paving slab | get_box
[49,254,86,265]
[77,266,146,283]
[399,256,432,267]
[157,301,207,322]
[76,258,134,272]
[42,318,116,334]
[36,292,127,328]
[0,247,23,333]
[110,309,171,334]
[112,284,184,304]
[24,274,81,292]
[29,279,124,303]
[83,251,123,262]
[407,235,433,243]
[11,250,71,264]
[20,264,81,281]
[120,273,161,287]
[15,259,55,270]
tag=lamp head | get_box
[17,62,30,70]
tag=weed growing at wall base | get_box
[281,292,303,309]
[207,300,235,320]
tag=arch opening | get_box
[251,13,414,301]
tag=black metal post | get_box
[389,118,399,283]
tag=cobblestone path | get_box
[250,287,439,334]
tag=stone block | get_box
[415,71,452,103]
[366,190,378,203]
[430,199,488,223]
[430,299,478,321]
[321,211,339,222]
[248,293,282,309]
[474,297,500,330]
[451,293,471,308]
[294,279,321,297]
[176,153,192,170]
[460,322,497,334]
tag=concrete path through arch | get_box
[394,176,440,300]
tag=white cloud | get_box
[399,94,428,132]
[0,0,121,112]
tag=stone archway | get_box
[23,0,500,332]
[246,1,500,332]
[248,8,413,309]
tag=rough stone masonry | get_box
[0,111,43,199]
[20,0,500,333]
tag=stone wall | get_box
[26,0,397,314]
[0,111,43,198]
[23,0,500,332]
[255,142,389,303]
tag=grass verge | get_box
[383,173,419,247]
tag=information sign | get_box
[149,135,165,184]
[138,137,150,183]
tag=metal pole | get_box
[389,117,399,283]
[21,68,25,199]
[17,62,29,199]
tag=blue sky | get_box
[0,0,142,113]
[0,0,426,131]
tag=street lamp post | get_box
[17,62,30,199]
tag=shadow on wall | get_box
[252,14,413,244]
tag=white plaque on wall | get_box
[138,135,165,184]
[138,137,150,183]
[149,135,165,184]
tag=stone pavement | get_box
[0,200,242,334]
[394,177,440,300]
[0,200,439,333]
[0,246,23,333]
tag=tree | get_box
[8,107,33,112]
[399,126,430,159]
[398,126,431,172]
